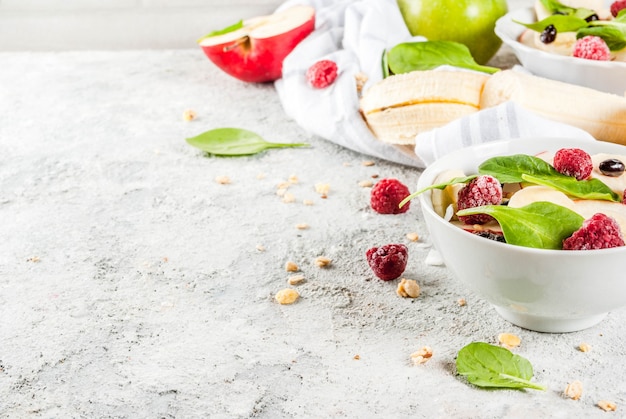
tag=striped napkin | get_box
[274,0,595,168]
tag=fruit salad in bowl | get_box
[414,137,626,332]
[495,0,626,95]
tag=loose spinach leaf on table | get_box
[456,202,584,249]
[386,41,500,75]
[457,342,546,391]
[186,128,308,156]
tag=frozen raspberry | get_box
[572,36,611,61]
[366,244,408,281]
[457,175,503,225]
[306,60,338,89]
[611,0,626,17]
[563,213,625,250]
[553,148,593,180]
[370,178,411,214]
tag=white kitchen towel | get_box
[274,0,595,168]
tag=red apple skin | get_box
[201,16,315,83]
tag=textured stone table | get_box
[1,42,625,418]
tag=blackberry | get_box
[599,159,625,177]
[540,24,557,44]
[474,231,506,243]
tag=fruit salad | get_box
[517,0,626,62]
[419,147,626,250]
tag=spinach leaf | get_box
[198,20,244,43]
[479,154,620,202]
[387,41,500,75]
[456,202,584,249]
[522,174,620,201]
[581,17,626,51]
[539,0,575,15]
[186,128,308,156]
[457,342,546,391]
[398,175,477,208]
[514,14,588,34]
[478,154,559,184]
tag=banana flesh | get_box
[359,70,489,145]
[480,70,626,146]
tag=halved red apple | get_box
[199,5,315,83]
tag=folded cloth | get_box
[274,0,596,168]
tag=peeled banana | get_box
[359,70,489,145]
[480,70,626,146]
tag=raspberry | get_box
[553,148,593,180]
[366,244,408,281]
[563,213,625,250]
[572,36,611,61]
[611,0,626,17]
[370,178,411,214]
[306,60,338,89]
[457,175,503,225]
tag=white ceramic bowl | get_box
[417,137,626,333]
[495,7,626,95]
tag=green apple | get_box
[397,0,508,64]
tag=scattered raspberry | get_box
[306,60,338,89]
[572,36,611,61]
[366,244,408,281]
[370,178,411,214]
[553,148,593,180]
[457,175,503,225]
[563,213,625,250]
[611,0,626,17]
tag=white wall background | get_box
[0,0,283,51]
[0,0,529,51]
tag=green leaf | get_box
[382,49,390,79]
[457,202,584,249]
[457,342,546,391]
[539,0,575,15]
[578,23,626,51]
[186,128,308,156]
[478,154,560,184]
[197,20,244,43]
[387,41,500,75]
[398,175,477,209]
[522,174,620,201]
[479,154,620,202]
[514,14,588,33]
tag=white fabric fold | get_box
[274,0,596,168]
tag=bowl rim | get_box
[495,7,626,70]
[417,137,626,256]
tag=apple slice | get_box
[199,5,315,83]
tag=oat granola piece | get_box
[303,199,314,206]
[498,333,521,349]
[597,400,617,412]
[282,193,296,203]
[314,183,330,197]
[295,223,309,230]
[215,175,231,185]
[362,160,375,167]
[457,298,467,306]
[410,346,433,365]
[359,180,374,188]
[256,244,266,252]
[564,380,583,400]
[182,109,196,121]
[285,261,299,272]
[406,232,419,242]
[315,256,331,268]
[287,274,305,285]
[275,288,300,305]
[578,342,592,352]
[396,278,420,298]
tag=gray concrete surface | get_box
[2,45,626,417]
